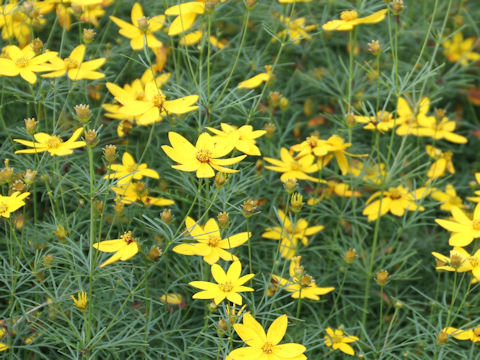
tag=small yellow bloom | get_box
[395,96,430,136]
[237,65,272,89]
[179,30,227,49]
[71,291,88,312]
[160,293,184,306]
[324,327,359,356]
[443,32,480,66]
[264,147,321,182]
[0,326,8,351]
[93,231,140,268]
[165,1,207,36]
[112,181,174,207]
[206,123,266,156]
[432,246,478,276]
[354,110,397,132]
[415,113,467,144]
[189,260,254,306]
[431,184,463,211]
[0,191,30,218]
[425,145,454,179]
[14,127,86,156]
[442,326,480,343]
[105,152,159,184]
[322,8,387,32]
[276,16,315,44]
[435,203,480,247]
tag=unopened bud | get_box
[83,28,96,44]
[114,197,125,215]
[161,209,172,224]
[218,318,228,331]
[31,38,43,53]
[217,212,229,228]
[285,178,297,194]
[103,145,117,162]
[147,246,162,261]
[279,97,289,110]
[437,330,448,345]
[392,0,404,15]
[84,129,97,147]
[74,104,91,123]
[269,91,281,108]
[215,172,227,187]
[12,179,25,192]
[24,117,38,134]
[376,270,389,286]
[290,192,303,212]
[264,123,276,138]
[344,248,357,264]
[242,199,256,218]
[24,169,37,185]
[367,40,381,56]
[346,113,356,127]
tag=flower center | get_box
[331,335,344,343]
[45,136,63,149]
[127,164,138,173]
[469,256,480,267]
[473,219,480,231]
[207,235,220,247]
[15,57,29,68]
[340,10,358,21]
[121,231,134,244]
[196,149,212,163]
[219,281,233,292]
[153,93,166,108]
[389,189,402,200]
[262,342,274,354]
[306,136,318,148]
[0,201,8,215]
[64,57,79,70]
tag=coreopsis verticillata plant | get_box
[324,328,359,356]
[0,192,30,218]
[162,132,246,178]
[189,260,254,306]
[14,128,86,156]
[262,209,324,259]
[71,291,88,312]
[443,32,480,66]
[237,65,272,89]
[264,147,321,182]
[431,184,463,211]
[432,247,480,280]
[112,181,174,207]
[105,152,159,185]
[206,123,266,156]
[354,110,397,132]
[322,8,387,31]
[395,97,430,136]
[0,44,58,84]
[271,256,334,300]
[93,231,140,268]
[173,217,250,264]
[106,81,199,125]
[42,44,105,80]
[226,313,307,360]
[362,185,426,222]
[435,203,480,247]
[415,110,468,144]
[425,145,455,179]
[442,326,480,343]
[110,2,165,50]
[276,16,315,44]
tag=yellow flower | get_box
[14,127,86,156]
[262,209,324,259]
[350,160,386,185]
[105,152,159,184]
[93,231,140,268]
[468,172,480,203]
[442,326,480,343]
[173,217,250,264]
[206,123,266,156]
[0,191,30,218]
[165,1,205,36]
[431,184,463,211]
[0,327,8,352]
[42,44,105,80]
[227,313,306,360]
[322,8,387,31]
[264,147,321,182]
[71,291,88,312]
[443,32,480,66]
[112,181,174,207]
[395,96,430,136]
[324,328,359,356]
[307,180,361,205]
[272,256,334,300]
[276,16,315,44]
[432,247,478,277]
[237,65,272,89]
[362,185,425,222]
[160,293,184,306]
[354,110,398,132]
[425,145,454,179]
[0,44,58,84]
[189,260,254,305]
[179,30,228,49]
[162,132,246,178]
[415,113,467,144]
[110,2,164,50]
[313,134,354,175]
[435,203,480,247]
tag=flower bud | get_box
[290,192,303,212]
[346,113,356,127]
[42,254,54,267]
[245,0,256,10]
[12,179,25,192]
[24,169,37,185]
[114,197,125,215]
[24,117,38,134]
[285,178,297,194]
[74,104,91,123]
[242,199,256,218]
[264,123,276,138]
[215,172,227,188]
[84,129,97,147]
[218,318,228,332]
[103,145,117,163]
[435,108,446,122]
[376,270,389,286]
[161,209,172,224]
[217,212,229,228]
[269,91,281,108]
[31,38,43,54]
[392,0,404,15]
[279,97,289,110]
[344,248,357,264]
[147,246,162,261]
[367,40,381,56]
[83,29,96,44]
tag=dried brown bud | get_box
[84,129,97,146]
[344,248,357,264]
[24,117,38,134]
[376,270,389,286]
[31,38,43,53]
[392,0,404,15]
[24,169,37,185]
[217,212,229,228]
[83,29,96,44]
[74,104,91,123]
[161,209,172,224]
[147,246,162,261]
[103,144,117,163]
[269,91,281,108]
[242,199,256,218]
[367,40,381,55]
[12,179,25,192]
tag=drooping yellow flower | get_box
[71,291,88,312]
[227,313,307,360]
[206,123,266,156]
[431,184,463,211]
[272,256,334,300]
[165,1,205,36]
[0,44,58,84]
[0,191,30,218]
[264,147,321,183]
[425,145,454,179]
[105,152,159,184]
[324,328,359,356]
[112,181,174,207]
[189,261,254,305]
[435,203,480,247]
[93,231,140,268]
[322,8,387,32]
[110,2,164,50]
[362,185,425,222]
[442,326,480,343]
[42,44,105,80]
[237,65,272,89]
[162,132,246,178]
[443,32,480,66]
[262,209,324,259]
[432,247,479,279]
[354,110,398,132]
[173,217,250,264]
[276,16,315,44]
[14,127,86,156]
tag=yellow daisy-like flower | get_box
[262,209,324,259]
[206,123,266,156]
[179,30,227,49]
[425,145,454,179]
[189,260,254,305]
[322,8,387,32]
[443,32,480,67]
[435,203,480,247]
[276,16,315,44]
[110,2,165,50]
[237,65,272,89]
[432,246,479,278]
[324,327,359,356]
[354,110,398,133]
[105,152,159,185]
[431,184,463,212]
[312,134,354,175]
[162,132,246,178]
[350,160,387,185]
[42,44,105,80]
[227,313,307,360]
[0,44,58,84]
[395,96,430,136]
[14,127,86,156]
[264,147,320,183]
[71,291,88,312]
[173,217,250,264]
[112,181,174,207]
[0,191,30,218]
[442,326,480,343]
[415,113,467,144]
[165,1,205,36]
[92,231,140,268]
